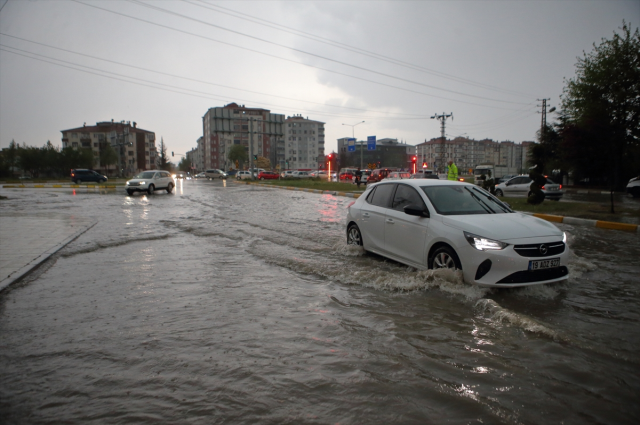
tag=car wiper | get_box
[464,187,494,214]
[473,187,512,213]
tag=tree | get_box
[99,143,118,175]
[228,144,248,169]
[178,156,190,173]
[156,137,171,171]
[256,156,271,169]
[5,140,18,178]
[559,21,640,188]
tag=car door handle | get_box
[362,212,370,217]
[386,218,394,224]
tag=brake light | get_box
[559,184,562,189]
[541,185,546,190]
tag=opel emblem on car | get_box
[539,244,548,255]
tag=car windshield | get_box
[135,172,156,179]
[421,185,513,215]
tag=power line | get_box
[73,0,531,106]
[189,0,536,99]
[0,32,427,119]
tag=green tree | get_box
[228,144,248,169]
[178,156,190,173]
[5,140,18,178]
[99,142,118,175]
[17,144,46,177]
[42,141,60,177]
[559,21,640,188]
[156,137,172,171]
[256,156,271,169]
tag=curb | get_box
[531,213,639,233]
[0,220,97,293]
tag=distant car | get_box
[258,171,279,180]
[387,171,411,180]
[498,174,517,184]
[194,172,207,179]
[410,173,439,179]
[291,171,311,178]
[173,172,186,179]
[351,170,372,184]
[226,170,238,176]
[281,170,295,178]
[125,170,174,195]
[205,169,227,179]
[70,169,108,184]
[346,179,570,288]
[309,170,328,178]
[494,175,563,200]
[339,172,353,181]
[627,176,640,198]
[367,168,398,184]
[236,170,253,180]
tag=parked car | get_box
[494,175,563,200]
[70,169,108,184]
[194,172,207,179]
[291,171,311,178]
[410,173,439,179]
[258,171,279,180]
[205,169,227,179]
[281,170,295,178]
[367,168,398,184]
[236,170,253,180]
[125,170,174,195]
[346,179,570,287]
[627,176,640,198]
[309,170,328,178]
[387,171,411,180]
[351,170,372,184]
[497,174,517,184]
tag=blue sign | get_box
[367,136,376,151]
[347,138,356,152]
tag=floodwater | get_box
[1,180,639,424]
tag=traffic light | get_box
[411,156,417,163]
[411,156,417,174]
[253,155,257,160]
[172,151,174,157]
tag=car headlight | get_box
[464,231,508,251]
[562,232,567,243]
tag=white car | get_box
[346,179,570,288]
[291,171,311,178]
[125,170,174,195]
[236,170,253,180]
[627,176,640,198]
[495,175,563,200]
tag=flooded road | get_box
[1,180,639,424]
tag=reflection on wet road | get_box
[1,181,639,424]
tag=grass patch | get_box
[502,197,640,223]
[253,178,365,192]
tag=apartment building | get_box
[61,120,156,176]
[415,137,535,174]
[201,103,285,170]
[283,114,325,170]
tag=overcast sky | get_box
[1,0,638,160]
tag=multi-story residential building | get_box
[283,114,325,170]
[201,103,285,170]
[61,120,156,176]
[415,137,535,174]
[337,137,414,170]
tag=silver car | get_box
[495,175,563,200]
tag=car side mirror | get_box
[404,204,430,218]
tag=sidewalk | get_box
[0,212,96,292]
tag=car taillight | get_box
[559,184,562,189]
[541,185,546,190]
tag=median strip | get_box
[532,213,638,233]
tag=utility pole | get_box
[430,112,453,172]
[342,121,365,168]
[537,98,555,139]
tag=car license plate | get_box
[528,258,560,270]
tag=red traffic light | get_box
[411,156,417,163]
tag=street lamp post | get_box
[342,121,365,168]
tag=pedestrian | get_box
[355,167,363,188]
[447,160,458,181]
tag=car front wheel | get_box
[147,184,155,195]
[166,183,174,193]
[430,246,462,270]
[347,224,363,246]
[495,189,503,197]
[127,190,134,196]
